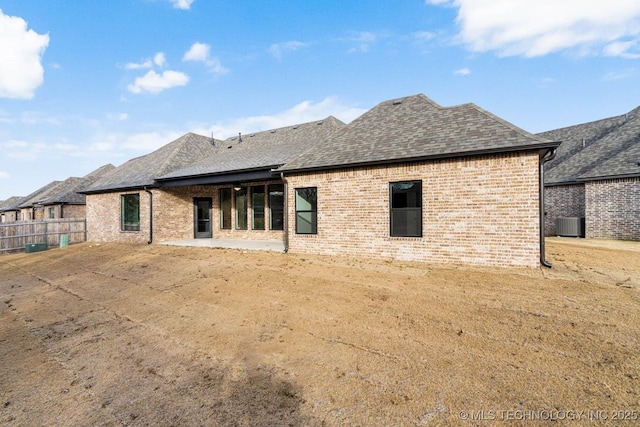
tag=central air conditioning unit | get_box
[555,217,585,238]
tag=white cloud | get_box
[344,31,381,53]
[427,0,640,57]
[604,40,640,59]
[183,42,229,74]
[269,41,308,59]
[413,31,436,41]
[125,59,153,70]
[125,52,166,70]
[602,68,637,81]
[0,9,49,99]
[454,67,471,75]
[107,112,129,121]
[183,42,209,61]
[0,171,9,179]
[170,0,194,10]
[154,52,166,67]
[200,97,367,139]
[127,70,189,94]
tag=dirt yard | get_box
[1,238,639,426]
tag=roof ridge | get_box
[226,116,339,141]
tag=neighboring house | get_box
[14,181,63,221]
[82,94,559,268]
[37,164,115,220]
[0,197,23,222]
[540,105,640,240]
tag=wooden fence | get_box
[0,219,86,253]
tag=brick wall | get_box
[285,152,542,268]
[60,204,86,219]
[86,191,151,244]
[585,177,640,240]
[543,184,585,236]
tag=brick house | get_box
[0,197,23,222]
[82,94,558,268]
[539,106,640,240]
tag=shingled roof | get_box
[82,133,219,193]
[0,196,23,212]
[38,164,115,205]
[278,94,557,173]
[16,180,64,209]
[539,105,640,184]
[158,117,345,182]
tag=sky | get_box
[1,0,640,201]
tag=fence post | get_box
[43,221,48,246]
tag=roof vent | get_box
[317,121,323,125]
[250,134,255,137]
[238,132,242,143]
[231,136,237,140]
[227,145,232,149]
[293,125,299,129]
[392,99,403,105]
[271,130,276,133]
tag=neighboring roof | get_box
[539,106,640,184]
[158,117,345,182]
[82,133,220,193]
[39,164,116,205]
[15,181,63,209]
[278,94,558,173]
[0,196,23,212]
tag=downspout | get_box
[539,148,557,268]
[144,187,153,244]
[280,172,289,253]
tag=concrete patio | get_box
[160,238,286,252]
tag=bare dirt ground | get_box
[1,238,639,426]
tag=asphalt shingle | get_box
[539,106,640,184]
[159,117,345,180]
[82,133,220,193]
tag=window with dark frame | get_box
[121,193,140,231]
[235,186,248,230]
[269,184,284,230]
[48,207,55,219]
[295,187,317,234]
[251,185,265,230]
[390,181,422,237]
[220,188,231,230]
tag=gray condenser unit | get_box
[555,217,585,237]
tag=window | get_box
[269,184,284,230]
[48,207,55,219]
[121,194,140,231]
[220,188,231,229]
[235,186,248,230]
[251,186,265,230]
[295,187,317,234]
[390,181,422,237]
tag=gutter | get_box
[280,172,289,253]
[539,148,557,268]
[144,187,153,244]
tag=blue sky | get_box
[1,0,639,201]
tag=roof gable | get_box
[279,94,555,172]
